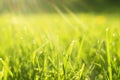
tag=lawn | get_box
[0,12,120,80]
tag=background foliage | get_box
[0,0,120,13]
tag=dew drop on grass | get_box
[112,33,116,37]
[71,40,76,45]
[106,27,109,32]
[113,57,117,61]
[0,58,2,61]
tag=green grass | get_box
[0,12,120,80]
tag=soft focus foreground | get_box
[0,0,120,80]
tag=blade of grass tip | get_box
[72,63,85,80]
[79,63,85,80]
[31,40,48,65]
[106,28,112,80]
[79,36,85,53]
[63,40,75,76]
[77,36,85,60]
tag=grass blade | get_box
[106,28,112,80]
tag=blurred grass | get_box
[0,11,120,80]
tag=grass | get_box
[106,28,112,80]
[0,11,120,80]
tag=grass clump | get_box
[0,12,120,80]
